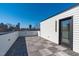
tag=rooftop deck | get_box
[5,37,28,56]
[26,36,79,56]
[5,35,79,56]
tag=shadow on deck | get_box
[5,37,28,56]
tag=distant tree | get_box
[29,24,32,30]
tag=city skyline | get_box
[0,3,77,28]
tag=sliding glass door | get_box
[59,17,73,49]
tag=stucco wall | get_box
[0,31,19,56]
[19,31,38,37]
[19,31,27,36]
[38,31,41,36]
[40,5,79,53]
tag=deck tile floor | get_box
[25,36,79,56]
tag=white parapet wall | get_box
[19,30,38,37]
[19,30,27,36]
[0,30,38,56]
[38,31,41,36]
[40,5,79,53]
[0,31,19,56]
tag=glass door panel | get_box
[59,17,73,49]
[61,20,70,45]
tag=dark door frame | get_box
[59,16,73,50]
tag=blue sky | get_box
[0,3,77,28]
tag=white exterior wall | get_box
[0,31,19,56]
[40,5,79,53]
